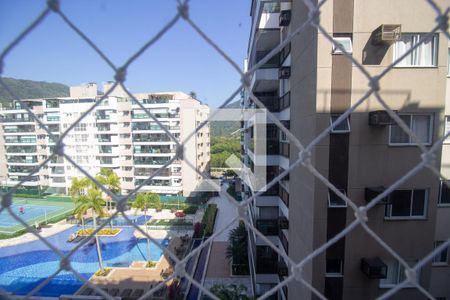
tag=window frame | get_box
[444,116,450,144]
[332,37,353,55]
[388,114,433,146]
[385,189,428,219]
[432,241,449,266]
[328,189,348,208]
[379,260,418,288]
[325,258,344,277]
[438,180,450,206]
[330,114,351,134]
[393,33,439,68]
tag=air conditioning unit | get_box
[279,67,291,79]
[365,187,390,204]
[361,257,387,279]
[373,24,402,45]
[279,10,291,27]
[368,110,395,126]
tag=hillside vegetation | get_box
[0,77,69,108]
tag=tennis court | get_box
[0,198,75,234]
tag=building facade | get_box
[242,0,449,299]
[0,83,210,197]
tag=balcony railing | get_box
[135,179,171,186]
[6,146,37,153]
[279,91,290,110]
[134,158,171,165]
[46,116,60,122]
[5,137,37,144]
[7,157,38,164]
[134,147,173,154]
[256,219,279,236]
[8,167,36,173]
[3,125,35,133]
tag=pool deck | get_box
[0,222,74,248]
[76,236,188,297]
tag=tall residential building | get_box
[242,0,449,299]
[0,82,210,197]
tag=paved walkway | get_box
[0,223,74,248]
[209,183,239,242]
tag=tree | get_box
[189,91,197,99]
[202,284,250,300]
[74,188,106,271]
[131,192,160,262]
[96,168,121,212]
[226,222,248,266]
[70,177,91,229]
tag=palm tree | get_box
[74,188,106,270]
[96,168,121,213]
[70,177,90,229]
[132,192,160,262]
[226,222,248,267]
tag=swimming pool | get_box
[0,226,169,297]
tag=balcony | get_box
[3,125,35,134]
[2,115,33,123]
[134,168,171,177]
[134,158,171,165]
[135,179,171,186]
[250,68,279,92]
[132,134,172,143]
[5,146,37,154]
[7,157,38,164]
[279,91,290,110]
[8,166,36,174]
[256,219,279,235]
[4,137,37,144]
[134,146,174,154]
[46,116,60,122]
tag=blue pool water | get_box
[0,225,169,297]
[0,204,62,228]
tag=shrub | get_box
[202,204,218,237]
[182,205,198,215]
[146,261,157,268]
[77,228,121,236]
[94,268,112,277]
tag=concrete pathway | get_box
[209,183,239,242]
[0,223,74,248]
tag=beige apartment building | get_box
[0,83,210,198]
[242,0,449,299]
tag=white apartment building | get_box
[0,82,210,197]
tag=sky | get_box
[0,0,251,107]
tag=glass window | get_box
[394,33,438,66]
[332,37,353,54]
[439,181,450,205]
[385,189,428,218]
[389,114,432,145]
[380,260,418,288]
[432,241,449,265]
[445,116,450,143]
[330,115,350,133]
[328,189,347,208]
[326,259,343,276]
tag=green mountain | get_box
[210,101,241,137]
[0,77,69,108]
